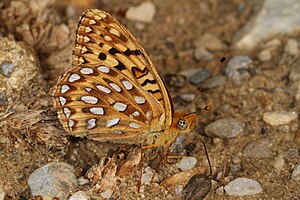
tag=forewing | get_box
[73,9,173,127]
[53,64,165,142]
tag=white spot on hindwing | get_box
[90,107,104,115]
[129,122,140,129]
[134,96,146,104]
[63,107,71,118]
[69,73,81,82]
[87,118,96,129]
[80,67,94,74]
[61,85,70,93]
[107,118,120,127]
[98,66,110,73]
[96,85,111,93]
[113,102,128,112]
[132,111,140,117]
[59,96,67,106]
[81,96,98,104]
[68,119,74,129]
[122,80,133,90]
[109,82,121,92]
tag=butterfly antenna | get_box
[200,136,212,176]
[186,57,226,114]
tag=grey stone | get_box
[291,163,300,181]
[177,157,197,171]
[0,61,14,77]
[194,46,213,61]
[204,118,245,139]
[234,0,300,50]
[225,56,252,86]
[205,75,226,89]
[69,191,90,200]
[263,111,297,126]
[28,162,78,200]
[189,69,210,86]
[243,139,272,158]
[224,178,263,196]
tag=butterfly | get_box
[53,9,197,151]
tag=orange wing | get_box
[73,9,173,127]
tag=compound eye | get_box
[177,118,187,130]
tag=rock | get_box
[215,186,224,196]
[177,157,197,171]
[0,185,4,200]
[258,49,272,62]
[194,46,213,61]
[205,75,226,89]
[284,39,300,56]
[183,174,211,200]
[141,166,157,184]
[28,162,78,199]
[273,153,285,172]
[179,93,196,102]
[243,139,272,158]
[0,61,14,77]
[234,0,300,50]
[196,33,224,51]
[224,178,263,196]
[188,69,210,86]
[204,118,245,139]
[225,56,252,86]
[125,2,156,23]
[100,189,113,199]
[0,92,7,105]
[263,111,297,126]
[69,191,90,200]
[291,163,300,181]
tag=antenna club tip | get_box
[220,57,226,62]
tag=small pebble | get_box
[284,39,299,56]
[69,191,90,200]
[204,118,245,139]
[196,33,224,51]
[125,2,156,23]
[100,189,113,199]
[273,153,285,172]
[291,163,300,181]
[194,46,213,61]
[258,49,272,62]
[188,69,210,86]
[183,174,211,200]
[263,111,297,126]
[177,157,197,171]
[225,56,252,86]
[0,61,14,77]
[205,75,226,89]
[215,186,224,196]
[243,139,272,158]
[28,162,78,199]
[0,185,4,200]
[224,178,263,196]
[0,92,7,105]
[141,167,157,184]
[179,93,196,102]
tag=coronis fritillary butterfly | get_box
[53,9,197,149]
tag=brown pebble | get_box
[183,174,212,200]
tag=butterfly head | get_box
[175,112,197,133]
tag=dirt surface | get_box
[0,0,300,199]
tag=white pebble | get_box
[100,189,113,199]
[273,153,285,172]
[69,191,90,200]
[125,2,156,23]
[291,163,300,181]
[284,39,300,56]
[177,157,197,171]
[263,111,297,126]
[224,178,263,196]
[141,167,157,184]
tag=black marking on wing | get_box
[131,67,149,79]
[141,79,157,87]
[146,89,160,94]
[114,60,127,71]
[109,48,121,55]
[98,52,107,60]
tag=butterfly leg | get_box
[137,147,145,193]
